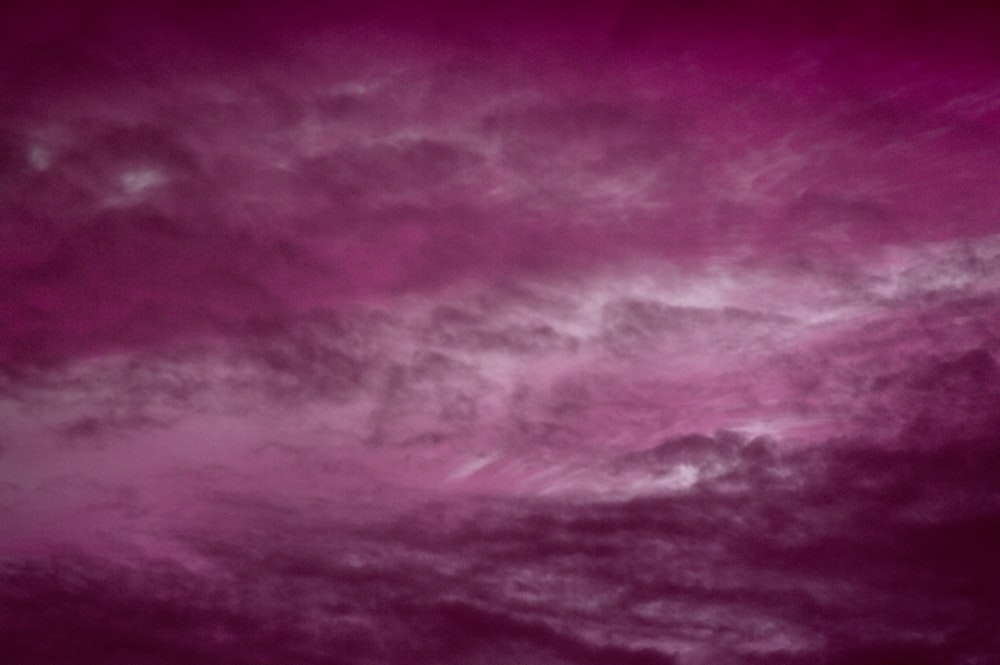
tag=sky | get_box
[1,1,1000,663]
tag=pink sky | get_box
[2,2,1000,663]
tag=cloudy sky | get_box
[2,1,999,663]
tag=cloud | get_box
[2,1,1000,663]
[2,0,999,373]
[3,425,998,663]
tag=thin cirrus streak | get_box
[1,1,1000,664]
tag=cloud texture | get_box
[2,1,1000,663]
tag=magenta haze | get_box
[2,1,1000,663]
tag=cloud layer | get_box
[2,1,1000,663]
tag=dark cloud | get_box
[3,427,999,663]
[2,0,999,372]
[0,208,300,368]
